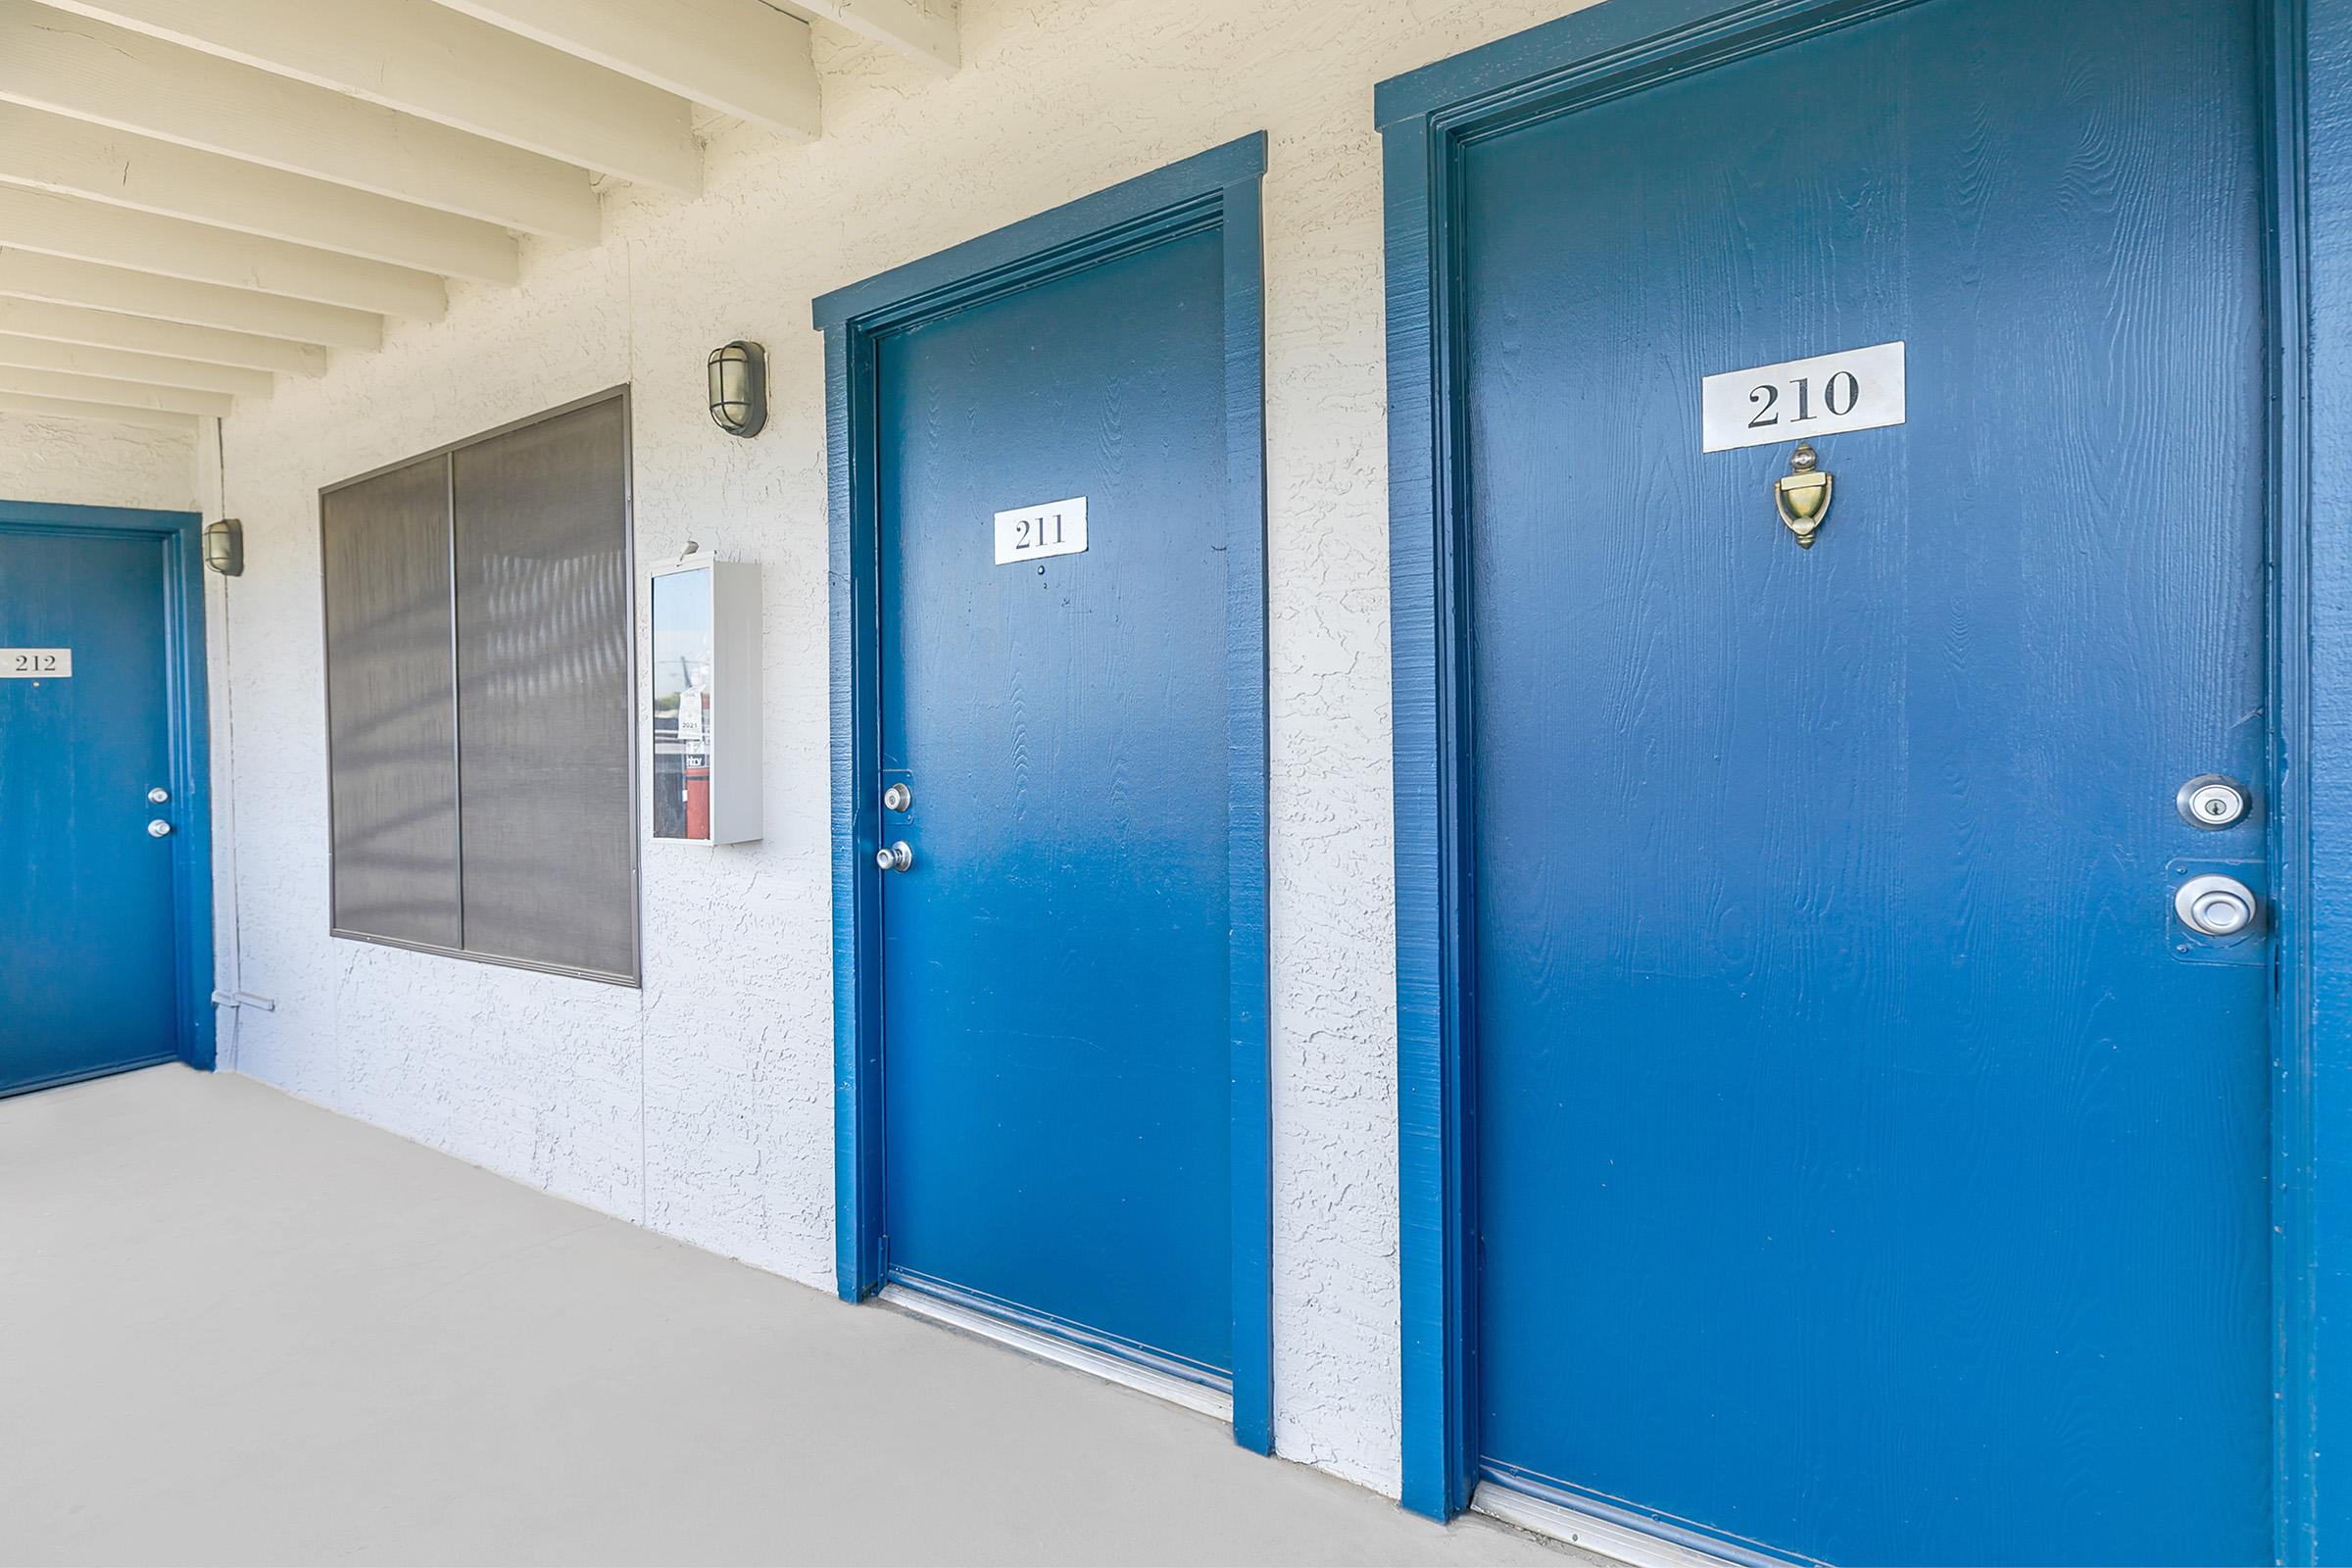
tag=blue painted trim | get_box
[1374,0,1905,129]
[2292,0,2350,1556]
[0,498,214,1074]
[816,135,1275,1447]
[1382,109,1478,1521]
[810,135,1268,331]
[1219,162,1274,1457]
[825,322,886,1301]
[1379,0,2337,1552]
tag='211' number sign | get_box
[1700,341,1906,454]
[994,496,1089,565]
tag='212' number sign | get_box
[1700,341,1906,454]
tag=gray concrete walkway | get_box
[1,1067,1565,1566]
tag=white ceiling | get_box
[0,0,959,432]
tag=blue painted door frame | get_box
[1381,0,2344,1558]
[0,498,215,1078]
[812,134,1274,1451]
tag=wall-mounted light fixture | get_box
[203,516,244,576]
[708,341,767,438]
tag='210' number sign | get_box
[1700,341,1906,454]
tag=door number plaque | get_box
[1,648,70,677]
[1702,341,1905,453]
[995,496,1088,565]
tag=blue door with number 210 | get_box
[1435,0,2275,1560]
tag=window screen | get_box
[321,456,459,950]
[452,400,635,978]
[320,394,637,983]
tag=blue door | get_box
[1,520,185,1094]
[1459,0,2271,1561]
[874,225,1234,1384]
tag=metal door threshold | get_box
[878,1283,1234,1423]
[1473,1481,1750,1568]
[2,1053,176,1100]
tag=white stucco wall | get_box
[0,412,195,513]
[210,0,1576,1494]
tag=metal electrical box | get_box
[649,558,760,844]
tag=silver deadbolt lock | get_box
[882,783,912,813]
[875,840,913,873]
[2176,874,2259,938]
[2178,775,2248,829]
[147,786,170,805]
[146,818,173,839]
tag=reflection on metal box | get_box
[649,558,760,845]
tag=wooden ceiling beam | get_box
[432,0,822,139]
[0,364,232,416]
[0,332,272,397]
[790,0,957,71]
[0,388,196,431]
[0,186,445,319]
[37,0,703,193]
[0,296,327,375]
[0,105,518,284]
[0,250,381,350]
[0,1,600,242]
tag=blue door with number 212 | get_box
[1,510,198,1095]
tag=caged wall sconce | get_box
[203,516,243,576]
[708,341,767,438]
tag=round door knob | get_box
[875,841,913,873]
[882,783,912,813]
[2176,874,2259,938]
[2178,774,2249,829]
[146,818,173,838]
[147,786,171,805]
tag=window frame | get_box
[317,385,641,987]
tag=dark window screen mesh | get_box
[451,399,635,979]
[321,456,461,950]
[320,396,634,981]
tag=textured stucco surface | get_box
[209,0,1582,1495]
[0,411,195,513]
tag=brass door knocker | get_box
[1773,442,1833,548]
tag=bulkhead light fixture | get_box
[203,516,244,576]
[708,341,767,438]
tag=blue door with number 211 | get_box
[868,207,1238,1387]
